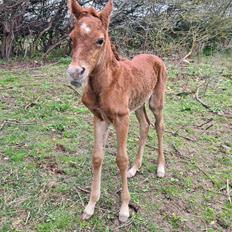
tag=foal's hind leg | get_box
[149,89,165,177]
[127,105,149,178]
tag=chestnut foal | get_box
[67,0,167,222]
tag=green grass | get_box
[0,54,232,231]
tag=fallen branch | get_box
[195,85,232,118]
[197,118,213,128]
[76,186,90,194]
[195,86,211,110]
[0,119,36,131]
[179,36,196,65]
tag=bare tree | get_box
[0,0,231,59]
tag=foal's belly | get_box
[129,91,153,112]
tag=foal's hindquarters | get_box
[127,78,166,179]
[127,56,167,179]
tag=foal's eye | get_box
[96,38,104,46]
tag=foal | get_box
[67,0,167,222]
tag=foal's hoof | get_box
[127,167,137,178]
[81,212,93,220]
[119,213,129,223]
[157,165,165,178]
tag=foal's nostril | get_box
[80,67,85,75]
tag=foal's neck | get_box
[89,36,119,94]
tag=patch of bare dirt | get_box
[37,156,66,175]
[0,60,59,71]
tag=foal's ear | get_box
[100,0,113,29]
[68,0,83,19]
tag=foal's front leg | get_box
[114,115,130,222]
[82,116,109,220]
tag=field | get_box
[0,54,232,231]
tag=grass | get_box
[0,53,232,231]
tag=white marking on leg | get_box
[82,201,95,220]
[127,166,138,178]
[119,203,130,222]
[80,23,91,34]
[157,165,165,178]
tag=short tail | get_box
[143,105,155,128]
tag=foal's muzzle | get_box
[67,66,86,87]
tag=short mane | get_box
[110,42,120,61]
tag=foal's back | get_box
[117,54,166,111]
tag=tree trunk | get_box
[1,22,15,59]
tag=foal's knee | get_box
[149,103,163,114]
[116,155,129,171]
[92,156,103,169]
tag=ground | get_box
[0,54,231,232]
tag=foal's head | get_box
[67,0,113,87]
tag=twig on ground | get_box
[195,84,230,118]
[195,86,211,110]
[195,85,230,118]
[76,186,90,194]
[24,211,30,225]
[166,130,197,142]
[140,177,149,184]
[176,91,195,97]
[193,163,216,186]
[171,143,183,157]
[24,96,40,110]
[64,84,81,96]
[0,119,37,131]
[197,118,213,128]
[199,123,214,135]
[76,190,85,207]
[0,121,7,131]
[0,86,13,91]
[226,179,231,203]
[205,124,213,131]
[116,218,133,229]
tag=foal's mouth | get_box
[70,80,83,87]
[67,73,87,88]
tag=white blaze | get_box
[81,23,91,34]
